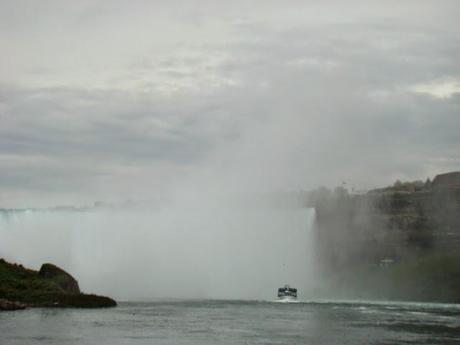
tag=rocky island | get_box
[0,259,116,310]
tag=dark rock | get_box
[38,263,80,294]
[49,293,117,308]
[1,259,116,308]
[0,298,26,311]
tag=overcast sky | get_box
[1,0,459,208]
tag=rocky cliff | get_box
[307,172,460,303]
[38,263,80,294]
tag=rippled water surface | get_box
[1,300,459,344]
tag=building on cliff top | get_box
[432,171,460,190]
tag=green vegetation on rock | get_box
[0,258,116,309]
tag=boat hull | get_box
[277,295,297,302]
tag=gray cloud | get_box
[0,1,459,207]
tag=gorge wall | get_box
[307,172,460,302]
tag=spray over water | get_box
[0,204,315,300]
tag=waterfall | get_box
[0,206,315,301]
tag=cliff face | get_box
[0,259,116,310]
[309,172,460,302]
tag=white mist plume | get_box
[0,109,316,301]
[0,207,315,300]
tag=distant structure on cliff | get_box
[432,171,460,190]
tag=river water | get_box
[1,300,459,345]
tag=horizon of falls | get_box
[0,205,316,301]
